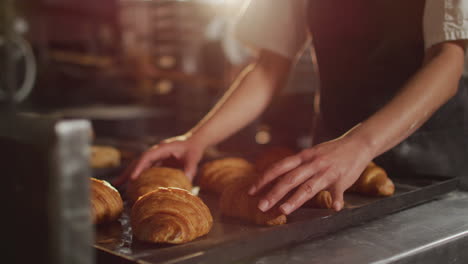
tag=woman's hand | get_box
[248,134,374,214]
[112,134,205,186]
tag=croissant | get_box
[127,167,192,204]
[349,162,395,196]
[90,178,124,224]
[131,187,213,244]
[307,190,333,209]
[198,157,255,194]
[255,148,332,209]
[90,145,121,169]
[220,177,287,226]
[255,146,295,173]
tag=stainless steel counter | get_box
[241,191,468,264]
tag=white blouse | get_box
[235,0,468,59]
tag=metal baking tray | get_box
[95,174,459,264]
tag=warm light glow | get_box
[153,80,173,95]
[158,55,176,69]
[202,0,249,16]
[255,130,271,145]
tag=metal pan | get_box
[95,174,459,264]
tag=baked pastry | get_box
[90,145,121,169]
[255,147,332,209]
[90,178,124,224]
[308,190,333,209]
[198,157,255,194]
[126,167,192,204]
[220,177,287,226]
[255,146,295,173]
[131,187,213,244]
[349,162,395,196]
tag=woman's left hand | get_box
[248,135,374,214]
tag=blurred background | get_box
[4,3,468,264]
[1,0,318,158]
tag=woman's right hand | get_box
[112,134,205,186]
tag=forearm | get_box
[188,50,293,148]
[347,41,466,158]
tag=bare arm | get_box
[188,49,294,149]
[251,41,466,214]
[349,40,466,157]
[123,49,294,182]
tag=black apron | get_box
[307,0,468,179]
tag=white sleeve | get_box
[234,0,309,59]
[424,0,468,49]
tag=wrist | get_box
[342,124,378,160]
[185,131,211,150]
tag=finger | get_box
[130,146,172,180]
[249,154,303,195]
[329,185,345,211]
[257,162,321,212]
[279,170,328,215]
[184,150,202,181]
[112,159,137,187]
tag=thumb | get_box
[184,150,201,181]
[330,186,345,211]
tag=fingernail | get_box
[248,186,256,195]
[280,203,292,215]
[258,199,269,212]
[333,201,343,211]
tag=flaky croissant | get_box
[90,145,121,169]
[255,146,295,173]
[198,157,255,194]
[131,187,213,244]
[220,177,287,226]
[255,148,332,209]
[307,190,333,209]
[349,162,395,196]
[126,167,192,204]
[90,178,124,224]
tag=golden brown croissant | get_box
[307,190,333,209]
[126,167,192,204]
[90,145,121,169]
[198,157,255,194]
[131,187,213,244]
[255,146,295,173]
[255,147,332,209]
[220,177,287,226]
[349,162,395,196]
[90,178,124,224]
